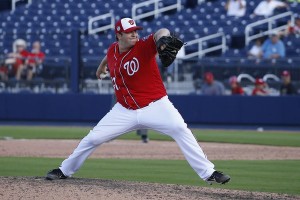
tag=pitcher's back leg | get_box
[56,103,138,177]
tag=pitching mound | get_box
[0,177,298,200]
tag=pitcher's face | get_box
[118,31,139,49]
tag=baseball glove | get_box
[156,33,184,68]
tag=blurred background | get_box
[0,0,299,126]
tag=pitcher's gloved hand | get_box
[156,33,184,68]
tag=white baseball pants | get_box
[60,96,215,180]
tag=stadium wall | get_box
[0,94,299,126]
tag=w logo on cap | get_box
[115,18,143,34]
[128,20,134,25]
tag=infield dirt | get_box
[0,139,299,160]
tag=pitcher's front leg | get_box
[139,97,227,182]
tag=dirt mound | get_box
[0,177,298,200]
[1,139,299,160]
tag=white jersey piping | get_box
[113,46,130,108]
[113,45,117,61]
[117,45,140,109]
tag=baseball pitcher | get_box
[46,18,230,185]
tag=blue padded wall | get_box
[1,94,299,126]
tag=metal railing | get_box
[132,0,181,21]
[11,0,32,12]
[263,74,280,82]
[88,11,115,35]
[237,74,255,83]
[245,12,294,45]
[184,32,226,59]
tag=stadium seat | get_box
[0,0,299,72]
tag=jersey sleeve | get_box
[105,43,115,70]
[20,50,30,58]
[106,42,115,56]
[138,34,157,57]
[39,52,45,60]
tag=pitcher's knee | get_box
[86,130,107,146]
[168,121,188,135]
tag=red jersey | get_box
[19,50,30,62]
[252,88,268,96]
[231,86,244,95]
[106,34,167,109]
[13,50,30,72]
[28,51,45,64]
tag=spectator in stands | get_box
[284,18,300,36]
[253,0,288,17]
[0,68,8,81]
[248,39,263,59]
[261,32,285,59]
[201,72,225,95]
[225,0,246,17]
[280,70,297,95]
[229,76,244,95]
[252,78,269,96]
[5,39,29,80]
[0,60,8,81]
[26,41,45,81]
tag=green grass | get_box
[0,157,299,195]
[0,125,300,147]
[0,126,91,139]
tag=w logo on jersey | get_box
[123,57,139,76]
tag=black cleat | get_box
[46,168,67,180]
[206,171,230,185]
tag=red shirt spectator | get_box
[287,18,300,35]
[0,64,8,81]
[5,39,29,80]
[27,41,45,65]
[14,49,29,68]
[26,41,45,81]
[252,78,268,96]
[232,86,244,95]
[28,52,45,64]
[229,76,244,95]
